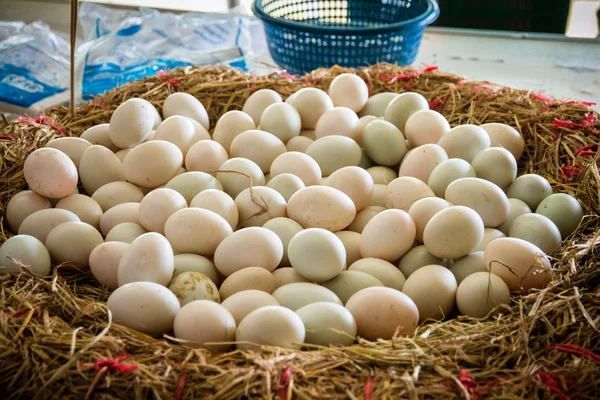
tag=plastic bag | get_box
[0,3,266,116]
[77,3,261,100]
[0,21,70,116]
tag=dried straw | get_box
[1,64,599,399]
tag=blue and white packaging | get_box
[0,3,267,117]
[0,21,70,116]
[76,4,263,100]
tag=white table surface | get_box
[414,28,599,110]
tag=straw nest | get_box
[1,64,599,400]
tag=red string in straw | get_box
[17,116,67,137]
[89,103,110,112]
[574,142,599,158]
[422,65,439,73]
[553,118,579,129]
[553,113,598,133]
[0,135,18,141]
[175,370,188,400]
[578,151,597,157]
[531,93,596,107]
[382,71,419,85]
[364,376,373,400]
[428,99,444,110]
[157,70,181,85]
[575,143,598,152]
[94,354,138,373]
[538,371,571,400]
[471,84,500,93]
[0,310,29,318]
[278,366,292,400]
[85,355,138,400]
[378,65,438,85]
[548,344,600,364]
[559,100,597,107]
[249,75,257,93]
[441,370,507,399]
[559,164,583,180]
[581,112,598,128]
[281,72,297,81]
[459,370,493,399]
[531,92,554,105]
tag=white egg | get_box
[139,188,187,234]
[79,145,126,195]
[24,148,78,199]
[234,186,287,228]
[89,241,128,289]
[80,124,118,151]
[45,137,92,168]
[190,189,239,230]
[509,213,562,254]
[185,140,228,175]
[314,107,361,143]
[163,92,209,130]
[165,171,222,204]
[288,228,346,281]
[174,300,236,351]
[260,103,302,143]
[383,92,429,133]
[286,88,334,129]
[481,123,524,160]
[358,92,398,117]
[328,73,369,112]
[363,120,407,167]
[91,181,144,212]
[213,111,256,153]
[235,305,305,349]
[266,173,306,202]
[404,110,450,147]
[45,221,103,267]
[272,282,342,310]
[296,302,357,346]
[217,158,265,198]
[214,227,283,276]
[230,130,286,173]
[437,125,490,162]
[270,152,322,186]
[107,281,180,336]
[153,115,197,157]
[105,222,146,243]
[428,158,476,197]
[117,232,175,287]
[0,234,51,275]
[109,98,157,148]
[243,89,283,125]
[165,208,232,256]
[471,147,518,190]
[6,190,51,233]
[18,208,80,243]
[496,198,532,235]
[306,136,361,176]
[445,178,509,228]
[99,202,140,236]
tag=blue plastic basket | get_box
[252,0,440,75]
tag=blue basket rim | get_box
[252,0,440,35]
